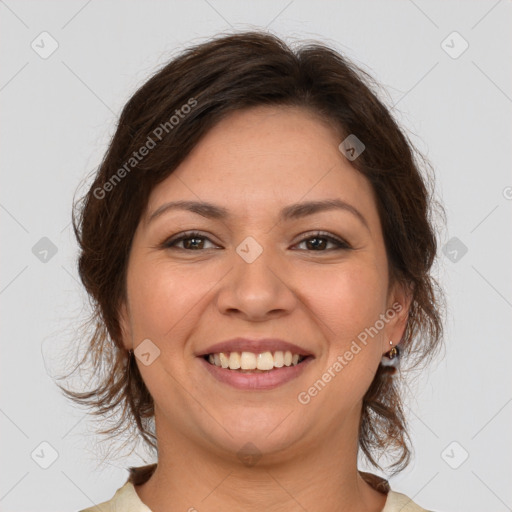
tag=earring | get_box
[381,341,400,369]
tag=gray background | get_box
[1,1,511,511]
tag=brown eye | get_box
[295,232,351,251]
[163,231,217,250]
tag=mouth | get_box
[199,351,314,390]
[203,350,311,371]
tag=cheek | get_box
[126,257,218,345]
[304,260,386,392]
[309,263,386,405]
[126,260,209,401]
[304,259,387,339]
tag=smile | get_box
[200,351,313,390]
[205,350,307,371]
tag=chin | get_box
[203,414,304,459]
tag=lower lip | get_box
[199,356,314,390]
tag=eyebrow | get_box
[148,199,369,230]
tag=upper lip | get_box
[196,337,314,357]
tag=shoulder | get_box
[359,471,436,512]
[78,464,157,512]
[383,490,437,512]
[78,481,152,512]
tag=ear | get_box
[118,300,133,351]
[382,280,414,355]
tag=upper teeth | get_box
[207,351,303,370]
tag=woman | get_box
[63,30,445,512]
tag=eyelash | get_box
[161,230,352,252]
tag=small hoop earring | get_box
[381,341,400,369]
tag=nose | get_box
[215,241,297,321]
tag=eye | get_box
[160,230,351,252]
[162,231,218,251]
[293,231,351,251]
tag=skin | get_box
[119,105,412,512]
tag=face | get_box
[119,105,411,462]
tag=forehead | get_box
[146,105,378,226]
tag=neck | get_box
[134,409,387,512]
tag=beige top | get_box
[79,464,433,512]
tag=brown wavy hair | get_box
[58,30,445,474]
